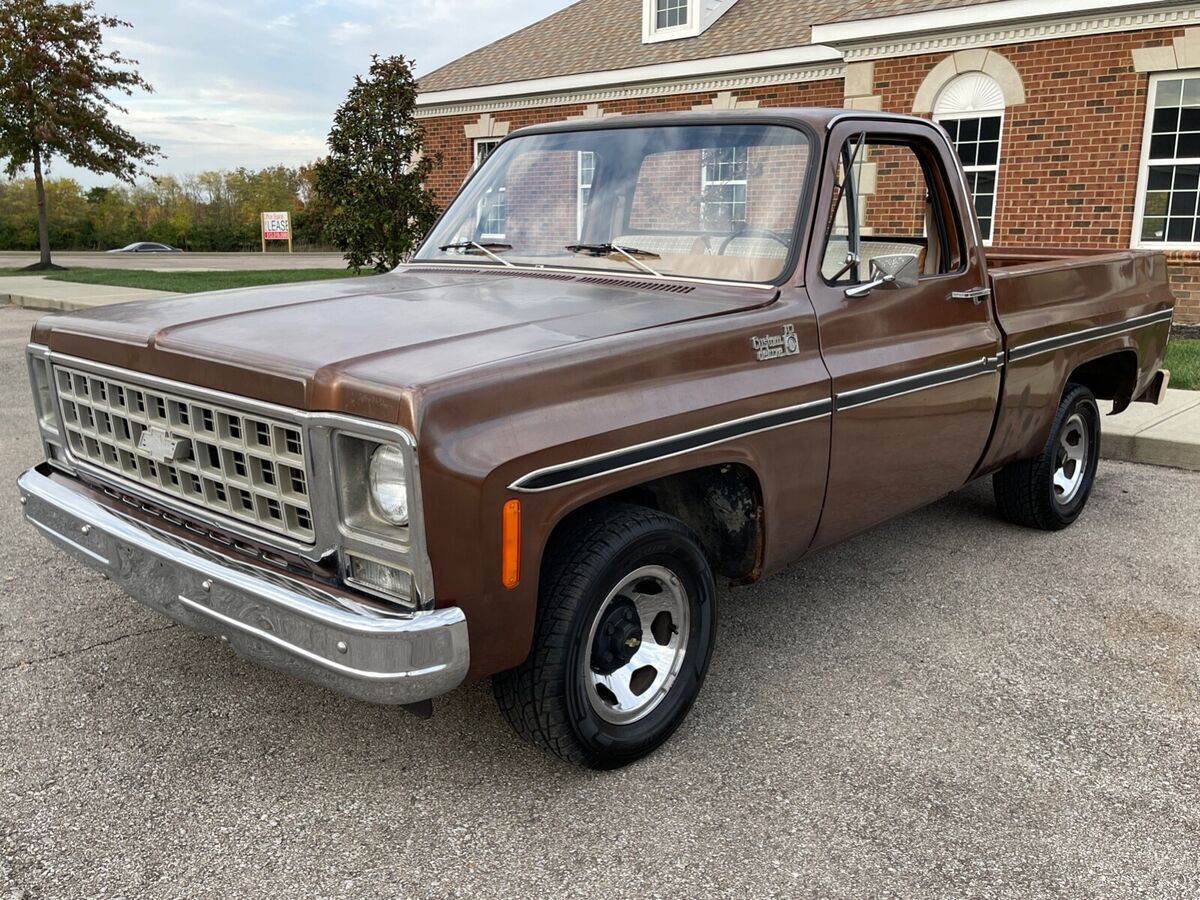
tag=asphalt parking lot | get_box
[2,305,1199,899]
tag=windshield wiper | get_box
[438,241,515,267]
[565,243,663,278]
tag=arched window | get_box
[935,72,1005,242]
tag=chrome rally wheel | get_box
[493,502,717,769]
[1053,412,1089,506]
[583,565,691,726]
[993,383,1100,531]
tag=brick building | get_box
[415,0,1200,324]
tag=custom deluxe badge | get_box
[751,324,800,361]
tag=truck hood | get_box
[34,265,775,420]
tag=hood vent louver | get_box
[576,276,695,293]
[400,266,576,282]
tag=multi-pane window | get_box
[473,139,505,238]
[474,138,500,170]
[701,146,748,228]
[1136,73,1200,246]
[938,115,1002,241]
[655,0,688,29]
[577,151,595,239]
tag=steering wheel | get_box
[716,225,789,256]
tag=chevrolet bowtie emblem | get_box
[138,427,189,464]
[624,636,642,649]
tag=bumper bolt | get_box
[219,634,229,643]
[80,525,91,536]
[336,641,349,654]
[201,579,212,592]
[19,496,27,506]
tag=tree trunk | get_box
[32,146,52,268]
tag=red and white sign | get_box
[261,211,291,241]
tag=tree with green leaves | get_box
[0,0,159,268]
[313,55,440,271]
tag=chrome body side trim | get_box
[509,354,1010,491]
[834,356,1001,412]
[16,467,469,705]
[510,397,833,492]
[1007,308,1174,362]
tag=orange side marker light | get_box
[501,499,521,589]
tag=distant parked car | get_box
[107,242,182,253]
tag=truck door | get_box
[806,119,1003,548]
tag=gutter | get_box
[415,44,844,110]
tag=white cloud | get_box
[37,0,571,186]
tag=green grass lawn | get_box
[1166,338,1199,391]
[0,266,364,293]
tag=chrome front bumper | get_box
[16,467,469,706]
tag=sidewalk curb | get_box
[4,293,91,313]
[1102,432,1200,471]
[1100,391,1200,472]
[3,289,176,313]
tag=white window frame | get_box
[935,109,1004,246]
[577,151,595,240]
[654,0,688,29]
[472,138,506,239]
[700,146,748,229]
[642,0,698,43]
[473,138,501,171]
[1132,70,1200,250]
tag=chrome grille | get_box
[53,364,314,543]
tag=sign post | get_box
[261,211,293,253]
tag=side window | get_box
[820,134,959,284]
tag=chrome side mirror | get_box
[845,253,920,299]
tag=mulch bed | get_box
[1172,324,1200,340]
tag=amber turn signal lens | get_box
[501,499,521,589]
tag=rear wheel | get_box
[493,503,717,769]
[993,383,1101,530]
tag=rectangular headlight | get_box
[333,432,413,538]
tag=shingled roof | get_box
[419,0,1011,93]
[823,0,1008,22]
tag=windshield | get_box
[414,123,812,284]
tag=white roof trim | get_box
[417,44,842,107]
[811,0,1174,45]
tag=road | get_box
[0,250,347,271]
[1,306,1198,898]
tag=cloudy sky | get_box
[47,0,569,186]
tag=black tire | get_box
[993,383,1101,530]
[493,502,717,769]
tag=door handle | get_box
[950,287,991,305]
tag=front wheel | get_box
[493,503,717,769]
[993,383,1101,530]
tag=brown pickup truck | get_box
[18,110,1174,768]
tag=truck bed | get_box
[976,248,1175,474]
